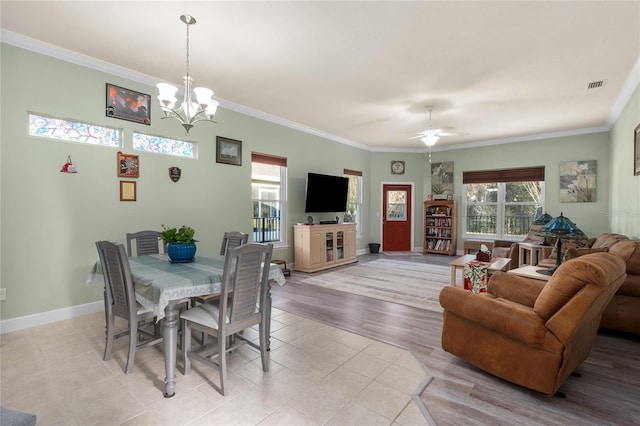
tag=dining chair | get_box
[190,231,249,307]
[181,243,273,395]
[96,240,163,374]
[219,231,249,256]
[126,230,164,257]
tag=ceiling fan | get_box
[411,107,467,146]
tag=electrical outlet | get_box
[0,288,5,301]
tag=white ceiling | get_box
[2,1,639,152]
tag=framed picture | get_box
[120,181,137,202]
[634,123,640,176]
[559,160,596,202]
[117,152,139,178]
[106,83,151,125]
[216,136,242,166]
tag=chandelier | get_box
[157,14,219,135]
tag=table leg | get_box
[450,266,457,286]
[265,281,272,351]
[163,301,179,398]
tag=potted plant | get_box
[160,225,198,262]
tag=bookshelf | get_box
[423,200,456,255]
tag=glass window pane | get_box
[504,205,540,237]
[387,204,406,221]
[466,183,498,203]
[387,190,406,204]
[28,113,121,147]
[466,205,497,235]
[133,132,195,158]
[505,182,542,203]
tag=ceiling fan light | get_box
[421,134,439,146]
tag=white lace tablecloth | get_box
[87,253,286,319]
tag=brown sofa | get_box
[439,252,626,396]
[537,233,640,335]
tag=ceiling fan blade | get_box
[436,131,469,137]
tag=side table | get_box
[507,265,551,282]
[518,242,546,267]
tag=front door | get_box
[382,184,412,251]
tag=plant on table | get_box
[161,225,198,262]
[160,225,197,244]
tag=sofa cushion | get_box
[608,240,640,275]
[591,233,629,249]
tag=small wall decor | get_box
[120,181,137,201]
[431,161,454,197]
[391,160,405,175]
[169,167,182,182]
[106,83,151,125]
[60,155,78,173]
[216,136,242,166]
[117,151,139,178]
[559,160,596,202]
[634,123,640,176]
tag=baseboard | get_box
[0,301,103,334]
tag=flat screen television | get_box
[304,172,349,213]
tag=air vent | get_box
[587,80,606,90]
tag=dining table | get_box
[88,252,286,398]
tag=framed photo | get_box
[117,152,139,178]
[216,136,242,166]
[634,123,640,176]
[120,181,137,202]
[106,83,151,125]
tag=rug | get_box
[302,258,453,313]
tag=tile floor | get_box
[0,308,431,425]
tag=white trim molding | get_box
[0,301,103,334]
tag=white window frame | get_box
[462,181,545,241]
[251,160,287,246]
[345,173,363,237]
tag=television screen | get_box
[304,173,349,213]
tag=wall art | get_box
[117,151,139,178]
[431,161,454,198]
[216,136,242,166]
[106,83,151,125]
[120,181,137,202]
[559,160,596,202]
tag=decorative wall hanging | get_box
[117,151,139,178]
[216,136,242,166]
[60,155,78,173]
[120,181,137,201]
[634,123,640,176]
[106,83,151,125]
[559,160,596,202]
[431,161,454,198]
[390,160,405,175]
[169,167,182,182]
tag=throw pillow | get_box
[549,238,597,261]
[564,247,609,261]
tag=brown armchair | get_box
[439,252,626,396]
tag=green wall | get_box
[1,42,638,323]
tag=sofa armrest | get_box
[488,271,546,307]
[439,286,548,347]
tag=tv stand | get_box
[294,224,357,272]
[320,220,339,224]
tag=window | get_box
[28,112,121,147]
[462,167,545,240]
[344,169,363,236]
[251,153,287,244]
[133,132,196,158]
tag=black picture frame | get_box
[106,83,151,125]
[216,136,242,166]
[634,123,640,176]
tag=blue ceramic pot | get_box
[167,242,196,263]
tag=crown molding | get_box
[2,30,637,153]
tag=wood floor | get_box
[271,253,640,425]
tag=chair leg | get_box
[218,331,227,396]
[103,312,115,361]
[259,322,269,373]
[125,320,138,374]
[182,319,191,375]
